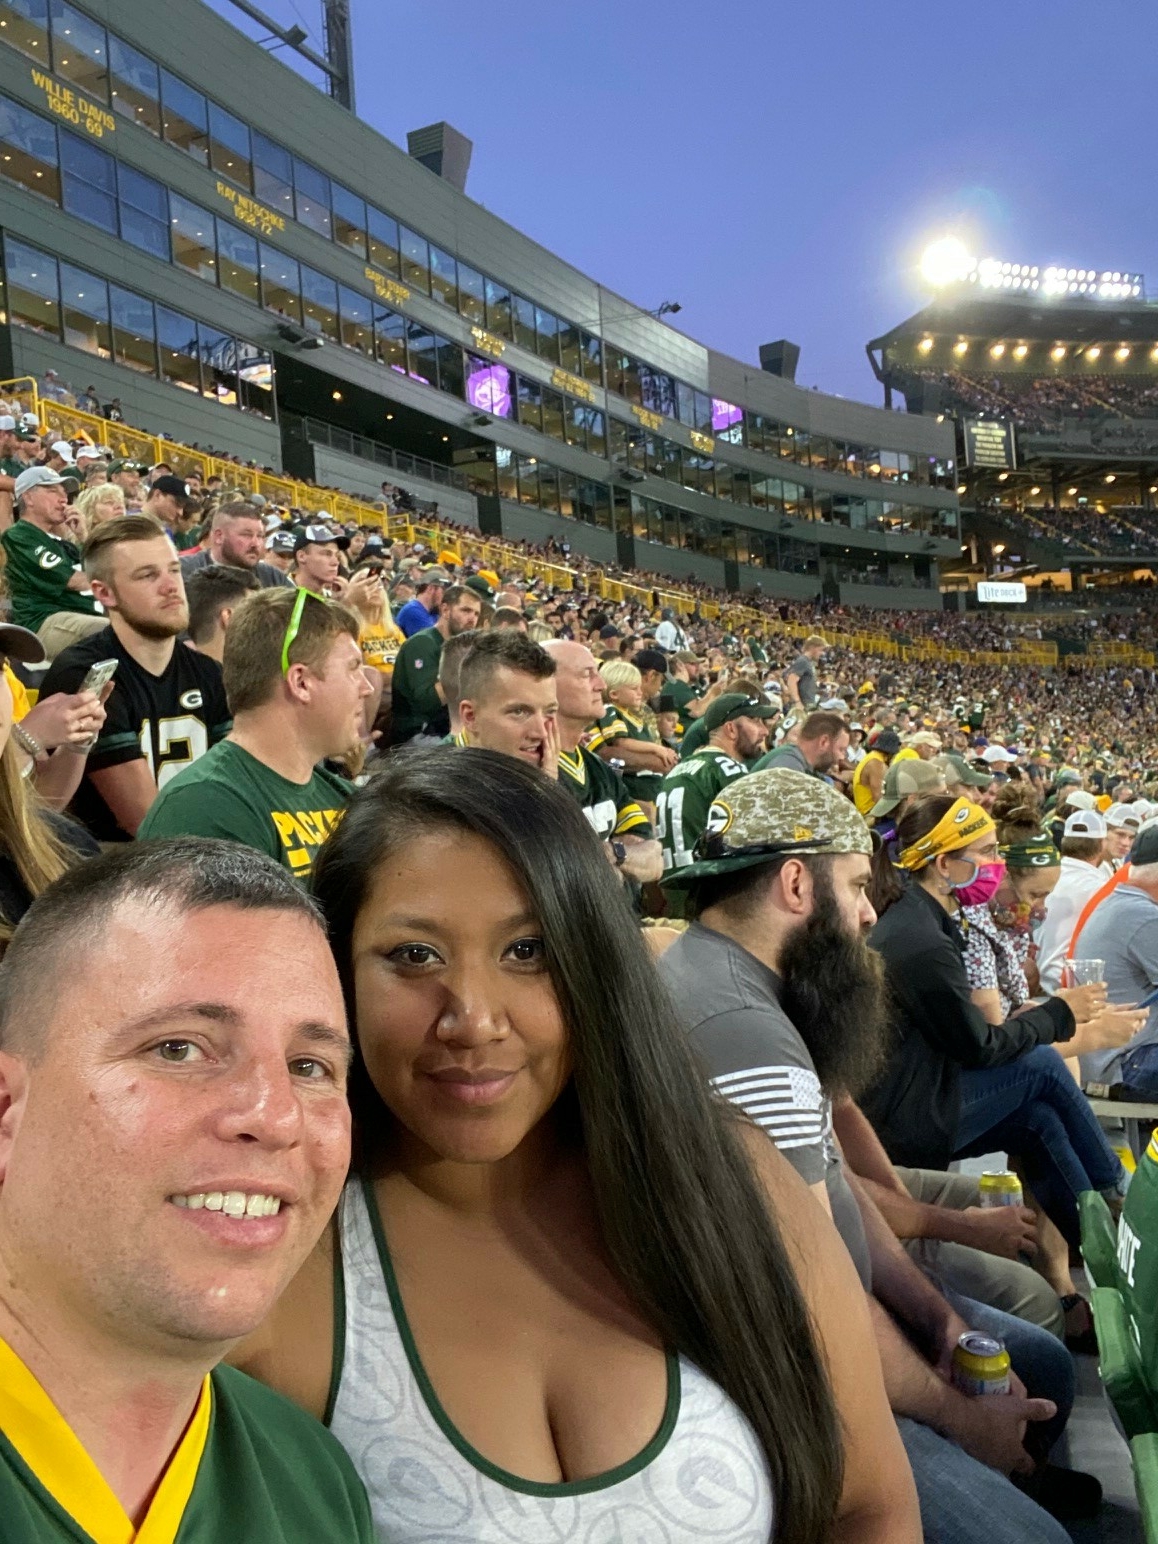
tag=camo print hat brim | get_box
[662,769,872,888]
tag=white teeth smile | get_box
[170,1191,282,1217]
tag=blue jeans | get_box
[899,1291,1076,1543]
[1121,1040,1158,1099]
[954,1044,1127,1247]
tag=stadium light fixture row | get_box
[923,337,1152,364]
[920,240,1143,298]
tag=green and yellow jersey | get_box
[0,1337,374,1542]
[588,704,663,805]
[656,746,749,876]
[558,745,652,841]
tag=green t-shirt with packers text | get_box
[0,517,102,631]
[138,739,351,878]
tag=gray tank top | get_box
[327,1177,774,1542]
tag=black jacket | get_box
[862,882,1076,1169]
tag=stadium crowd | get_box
[6,429,1158,1541]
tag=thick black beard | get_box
[777,878,891,1099]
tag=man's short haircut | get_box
[799,711,848,743]
[459,631,555,708]
[803,635,826,650]
[1059,835,1104,862]
[185,563,260,644]
[436,629,482,715]
[600,659,642,692]
[223,587,359,713]
[82,513,170,585]
[0,838,322,1056]
[211,501,263,530]
[491,606,524,629]
[440,584,478,612]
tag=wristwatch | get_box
[611,840,627,867]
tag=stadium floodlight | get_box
[953,339,969,356]
[1116,345,1131,361]
[1085,346,1102,361]
[1013,343,1029,359]
[918,337,934,353]
[920,237,976,287]
[990,343,1006,359]
[1051,345,1066,361]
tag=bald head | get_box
[542,639,603,728]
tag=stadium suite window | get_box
[293,156,331,239]
[405,321,438,388]
[456,261,484,326]
[59,259,110,357]
[367,206,399,276]
[169,193,217,285]
[0,93,60,202]
[49,0,107,100]
[160,70,209,166]
[339,285,372,353]
[373,304,406,373]
[109,35,160,135]
[484,278,513,340]
[332,183,366,258]
[300,263,338,341]
[259,245,301,324]
[208,103,251,190]
[512,294,536,353]
[535,307,560,366]
[436,336,464,398]
[429,244,457,309]
[59,127,116,234]
[216,220,259,304]
[237,341,274,418]
[155,303,202,393]
[117,163,170,261]
[399,226,430,293]
[110,283,156,374]
[0,0,49,62]
[2,234,60,334]
[198,323,238,406]
[252,131,293,218]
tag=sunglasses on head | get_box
[280,587,328,676]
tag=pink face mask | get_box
[954,860,1007,908]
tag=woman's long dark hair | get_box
[313,748,842,1544]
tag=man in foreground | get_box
[659,771,1088,1541]
[0,839,373,1540]
[39,516,231,840]
[140,588,366,878]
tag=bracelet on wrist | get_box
[11,722,43,761]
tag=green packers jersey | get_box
[0,518,101,632]
[1118,1130,1158,1392]
[558,745,652,841]
[588,705,663,804]
[0,1348,374,1544]
[665,677,699,731]
[678,714,710,760]
[656,746,749,875]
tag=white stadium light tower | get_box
[920,237,977,288]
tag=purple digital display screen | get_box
[711,397,742,433]
[466,357,513,418]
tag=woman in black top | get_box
[863,794,1126,1247]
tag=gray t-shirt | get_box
[658,921,871,1288]
[1078,882,1158,1082]
[180,548,291,589]
[788,654,818,707]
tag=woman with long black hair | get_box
[235,748,916,1543]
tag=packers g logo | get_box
[705,801,733,838]
[179,689,203,710]
[954,805,972,824]
[38,552,62,569]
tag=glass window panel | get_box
[366,206,399,275]
[581,331,602,384]
[110,284,155,373]
[169,193,216,284]
[557,467,576,519]
[534,306,559,365]
[3,237,59,334]
[405,320,437,387]
[564,396,585,448]
[399,227,429,293]
[517,374,542,432]
[495,446,517,501]
[640,364,676,419]
[0,95,59,202]
[541,387,565,441]
[216,220,258,303]
[49,1,107,100]
[516,455,539,507]
[662,506,683,549]
[586,409,605,459]
[0,0,49,62]
[465,355,513,418]
[692,391,713,432]
[197,323,238,405]
[58,260,109,356]
[208,102,250,188]
[631,496,649,541]
[465,457,497,497]
[160,70,208,164]
[373,305,406,374]
[732,467,752,506]
[428,244,456,308]
[293,156,330,238]
[117,164,168,259]
[456,262,484,325]
[435,336,464,398]
[155,304,201,392]
[676,381,696,424]
[338,285,372,354]
[299,264,338,341]
[512,294,536,352]
[538,464,560,514]
[237,341,274,417]
[714,459,733,501]
[608,417,627,464]
[59,130,115,233]
[557,322,581,375]
[259,244,300,322]
[484,277,512,339]
[331,183,366,257]
[591,483,613,530]
[616,353,642,405]
[251,131,293,218]
[109,35,159,134]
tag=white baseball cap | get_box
[1064,811,1107,838]
[49,440,74,460]
[13,465,69,500]
[1065,789,1098,811]
[75,445,103,462]
[1106,802,1142,830]
[981,745,1013,765]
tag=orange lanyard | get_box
[1065,862,1132,965]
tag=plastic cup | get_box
[1068,959,1106,987]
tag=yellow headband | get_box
[898,798,997,871]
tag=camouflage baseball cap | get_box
[662,769,871,889]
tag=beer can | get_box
[952,1332,1011,1397]
[979,1170,1023,1209]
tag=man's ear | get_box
[0,1051,30,1188]
[777,858,813,917]
[459,699,477,733]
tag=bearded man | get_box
[658,771,1094,1543]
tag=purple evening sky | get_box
[204,0,1158,406]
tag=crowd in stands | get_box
[10,400,1158,1539]
[987,502,1158,557]
[908,368,1158,428]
